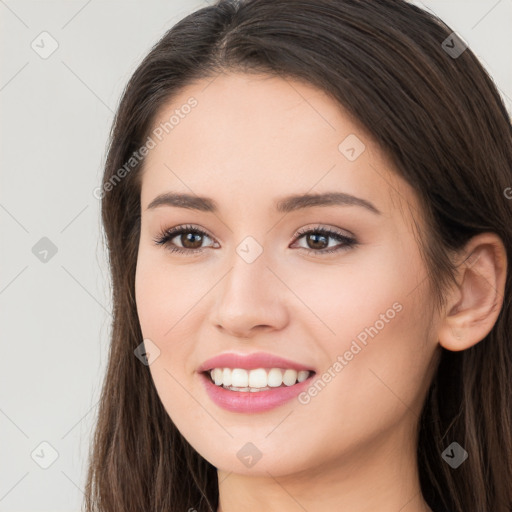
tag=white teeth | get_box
[222,368,232,387]
[208,367,312,390]
[267,368,283,387]
[231,368,248,387]
[248,368,267,388]
[212,368,223,386]
[283,369,298,386]
[297,370,309,383]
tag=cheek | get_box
[293,244,433,414]
[135,253,206,431]
[135,248,207,341]
[134,250,217,393]
[134,239,435,464]
[306,284,433,438]
[277,243,424,344]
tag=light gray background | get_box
[1,1,511,511]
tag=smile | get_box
[207,367,312,391]
[197,351,317,413]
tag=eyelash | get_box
[153,224,358,256]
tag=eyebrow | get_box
[146,191,381,215]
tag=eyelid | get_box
[290,224,357,255]
[153,223,358,255]
[294,223,355,239]
[153,224,216,250]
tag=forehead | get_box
[139,72,419,223]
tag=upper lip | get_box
[197,352,316,373]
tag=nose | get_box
[210,248,289,339]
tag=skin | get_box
[134,72,507,512]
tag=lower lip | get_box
[199,371,315,413]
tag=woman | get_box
[85,1,512,511]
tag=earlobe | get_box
[437,233,507,352]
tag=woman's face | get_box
[135,72,441,476]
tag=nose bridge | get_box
[211,234,288,335]
[222,236,272,307]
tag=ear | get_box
[437,232,508,352]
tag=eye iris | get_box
[182,232,203,249]
[307,233,328,250]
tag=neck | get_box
[216,420,433,512]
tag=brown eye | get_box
[179,231,204,249]
[153,224,217,254]
[292,226,358,255]
[305,232,329,250]
[154,224,357,256]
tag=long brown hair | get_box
[84,1,512,510]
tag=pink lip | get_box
[198,372,315,413]
[197,352,316,413]
[197,351,315,373]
